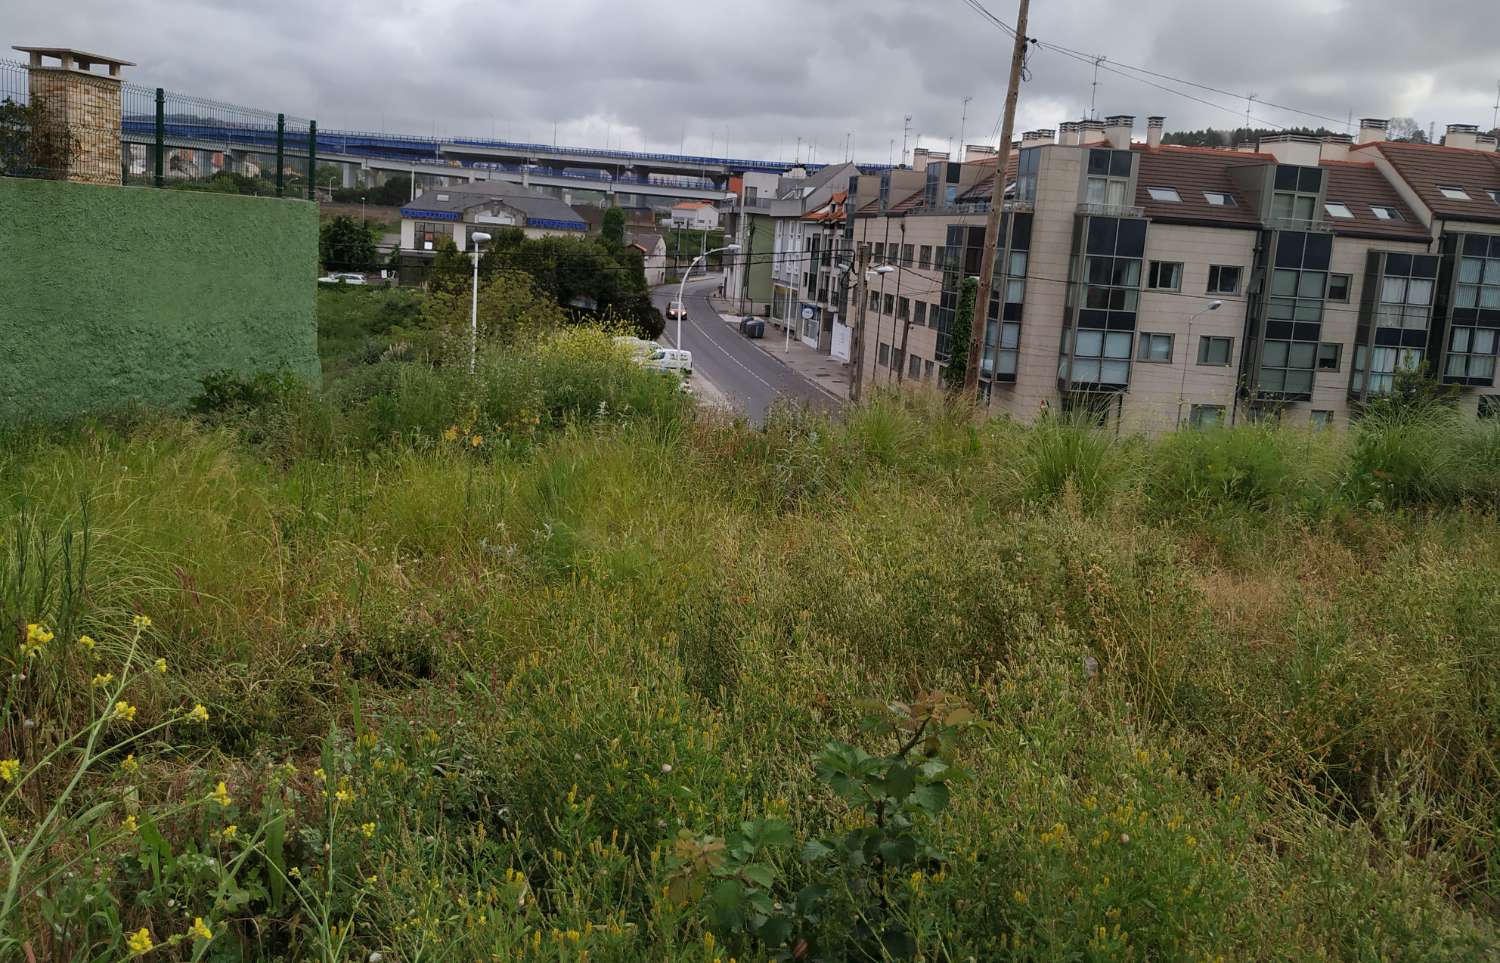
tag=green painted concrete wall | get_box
[0,178,320,420]
[745,212,775,306]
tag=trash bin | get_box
[745,319,765,339]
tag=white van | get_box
[642,348,692,376]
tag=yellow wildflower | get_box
[21,623,52,658]
[188,917,214,941]
[114,701,138,722]
[221,824,238,840]
[91,673,114,688]
[154,658,167,674]
[211,781,232,807]
[0,759,19,783]
[126,927,154,955]
[313,767,327,782]
[443,425,460,442]
[288,866,301,878]
[132,614,152,628]
[120,753,140,775]
[469,434,484,448]
[186,703,209,723]
[334,785,355,804]
[122,814,139,832]
[79,634,96,653]
[1012,889,1029,905]
[361,821,376,838]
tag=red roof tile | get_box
[1353,140,1500,224]
[1132,146,1266,228]
[1320,162,1429,240]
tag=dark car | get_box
[665,300,687,321]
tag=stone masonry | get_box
[27,68,122,185]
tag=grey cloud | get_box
[3,0,1496,163]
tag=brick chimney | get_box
[1146,116,1164,149]
[12,46,132,185]
[1104,115,1135,150]
[1356,118,1388,145]
[1442,123,1480,149]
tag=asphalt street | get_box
[655,276,836,425]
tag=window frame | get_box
[1189,404,1225,429]
[1324,201,1355,219]
[1438,185,1471,201]
[877,342,890,366]
[1147,186,1183,203]
[1327,273,1352,302]
[1135,332,1174,363]
[1316,342,1342,371]
[1202,191,1235,207]
[1147,260,1184,291]
[1207,265,1242,296]
[1370,205,1401,221]
[1197,335,1234,366]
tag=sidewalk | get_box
[716,313,851,401]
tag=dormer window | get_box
[1370,205,1402,221]
[1438,185,1471,200]
[1324,201,1354,219]
[1203,191,1234,206]
[1147,186,1181,203]
[1488,190,1500,205]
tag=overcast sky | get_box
[5,0,1497,163]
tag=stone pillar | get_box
[27,67,123,185]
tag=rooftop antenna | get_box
[845,131,851,162]
[1493,80,1499,131]
[1088,56,1106,120]
[1245,94,1257,136]
[901,114,912,166]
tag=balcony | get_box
[1076,202,1145,219]
[1265,215,1332,233]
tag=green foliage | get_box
[943,276,977,390]
[428,235,471,293]
[419,269,569,363]
[318,215,377,271]
[601,206,626,248]
[0,95,72,176]
[165,171,277,196]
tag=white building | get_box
[399,183,589,253]
[667,201,721,230]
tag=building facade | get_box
[851,115,1500,430]
[399,183,589,254]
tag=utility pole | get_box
[851,246,872,401]
[958,96,973,161]
[963,0,1031,398]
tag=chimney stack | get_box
[12,46,133,185]
[1058,121,1081,147]
[1356,118,1389,145]
[1103,115,1135,150]
[1443,123,1480,149]
[1475,132,1498,153]
[1079,119,1107,146]
[1146,116,1165,150]
[963,143,998,162]
[1319,132,1353,163]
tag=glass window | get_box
[1370,205,1401,221]
[1324,201,1354,218]
[1005,278,1026,303]
[897,297,910,320]
[877,343,890,366]
[1008,251,1028,276]
[1136,333,1173,362]
[1207,265,1241,295]
[1198,336,1233,365]
[1316,342,1342,371]
[1328,274,1351,302]
[1189,405,1224,429]
[1438,185,1471,200]
[1272,269,1299,297]
[1311,410,1333,429]
[915,301,927,326]
[1148,187,1182,202]
[1203,192,1234,206]
[918,245,932,269]
[1148,261,1183,290]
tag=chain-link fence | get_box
[3,57,317,198]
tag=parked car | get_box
[318,272,368,285]
[642,348,692,376]
[665,300,687,321]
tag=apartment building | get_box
[851,114,1500,431]
[765,162,861,347]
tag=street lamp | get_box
[468,231,492,374]
[1175,299,1224,428]
[675,243,741,348]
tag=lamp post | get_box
[468,231,492,374]
[847,259,895,402]
[675,243,741,348]
[1176,299,1224,428]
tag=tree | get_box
[601,206,626,249]
[418,269,568,364]
[319,216,377,271]
[944,276,978,390]
[1388,117,1429,143]
[428,236,471,293]
[316,164,343,190]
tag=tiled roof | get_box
[1353,140,1500,224]
[956,156,1019,202]
[1319,161,1428,240]
[1132,146,1266,228]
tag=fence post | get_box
[275,113,285,197]
[307,120,317,201]
[153,88,165,188]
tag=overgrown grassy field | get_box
[2,305,1498,959]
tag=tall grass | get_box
[2,373,1498,959]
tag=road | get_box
[655,276,836,425]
